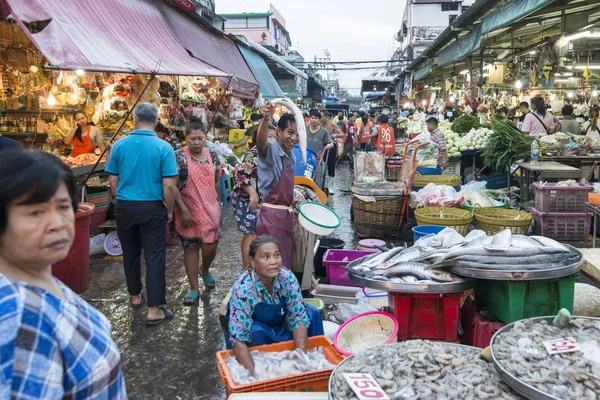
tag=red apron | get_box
[255,169,295,269]
[71,126,95,157]
[174,147,220,243]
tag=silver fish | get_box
[432,246,572,266]
[368,262,429,278]
[449,259,577,270]
[423,268,463,282]
[441,253,576,266]
[382,269,431,280]
[530,236,571,252]
[511,235,544,248]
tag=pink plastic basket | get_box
[323,249,376,287]
[533,182,592,213]
[532,208,592,242]
[333,311,399,356]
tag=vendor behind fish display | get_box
[220,236,324,375]
[254,102,298,269]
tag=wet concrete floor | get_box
[83,163,357,400]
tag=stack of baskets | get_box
[351,182,406,238]
[473,208,532,235]
[532,182,593,241]
[86,186,110,235]
[413,174,461,191]
[414,207,473,235]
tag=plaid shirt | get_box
[0,275,126,399]
[430,128,447,165]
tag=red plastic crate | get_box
[461,298,505,348]
[533,182,592,213]
[91,204,109,235]
[323,249,376,287]
[532,208,592,242]
[389,291,465,341]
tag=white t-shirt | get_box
[82,125,104,147]
[583,121,600,139]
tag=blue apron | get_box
[223,297,324,350]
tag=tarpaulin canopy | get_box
[437,25,483,67]
[481,0,553,35]
[238,45,284,99]
[3,0,228,76]
[157,2,259,98]
[413,63,433,81]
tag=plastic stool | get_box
[219,174,234,204]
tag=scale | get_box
[103,231,123,256]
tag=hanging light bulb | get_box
[75,69,85,76]
[515,80,523,89]
[46,93,57,106]
[567,92,574,99]
[549,94,556,101]
[593,90,599,97]
[449,95,456,103]
[422,99,427,106]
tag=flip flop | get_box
[145,307,174,327]
[130,292,145,309]
[183,290,200,306]
[201,272,216,289]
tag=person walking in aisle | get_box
[174,121,221,304]
[106,102,177,326]
[321,118,343,193]
[307,110,334,189]
[337,113,358,168]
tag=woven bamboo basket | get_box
[414,207,473,235]
[352,195,406,238]
[473,208,533,235]
[385,166,402,182]
[413,174,461,188]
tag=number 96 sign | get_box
[343,374,390,400]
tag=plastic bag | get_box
[410,183,465,208]
[337,301,377,323]
[206,141,241,167]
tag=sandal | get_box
[145,307,174,327]
[201,272,216,289]
[130,292,144,309]
[183,290,200,306]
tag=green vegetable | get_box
[451,115,481,134]
[482,120,534,173]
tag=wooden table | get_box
[515,161,581,202]
[540,156,600,180]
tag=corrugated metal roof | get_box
[4,0,229,76]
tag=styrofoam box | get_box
[311,284,362,304]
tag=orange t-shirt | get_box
[360,123,372,144]
[376,124,395,156]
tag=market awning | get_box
[238,45,284,99]
[157,2,259,98]
[3,0,228,76]
[437,25,483,67]
[413,63,433,81]
[480,0,554,35]
[236,36,308,80]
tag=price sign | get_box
[543,337,581,355]
[343,373,390,400]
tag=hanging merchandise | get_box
[229,97,243,120]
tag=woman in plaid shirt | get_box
[426,117,449,169]
[0,151,126,399]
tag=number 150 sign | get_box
[343,374,390,400]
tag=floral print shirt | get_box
[175,147,220,191]
[227,267,310,346]
[233,147,258,199]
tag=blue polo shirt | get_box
[105,129,178,201]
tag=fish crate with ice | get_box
[389,291,465,341]
[532,208,593,242]
[474,273,578,324]
[216,336,344,396]
[322,249,376,287]
[533,182,592,213]
[460,298,506,349]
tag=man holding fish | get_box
[254,101,300,270]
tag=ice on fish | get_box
[225,348,335,385]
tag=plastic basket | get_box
[442,160,461,176]
[351,194,406,238]
[390,291,464,341]
[322,249,376,287]
[86,186,109,206]
[475,273,578,324]
[532,208,592,242]
[333,312,398,356]
[480,174,508,189]
[533,182,592,213]
[460,298,505,349]
[473,208,532,235]
[413,174,460,188]
[414,207,472,235]
[216,336,344,396]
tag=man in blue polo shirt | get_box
[106,102,178,327]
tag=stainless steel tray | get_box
[328,342,483,400]
[349,273,474,293]
[447,245,582,281]
[490,316,600,400]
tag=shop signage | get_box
[343,373,390,400]
[169,0,197,12]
